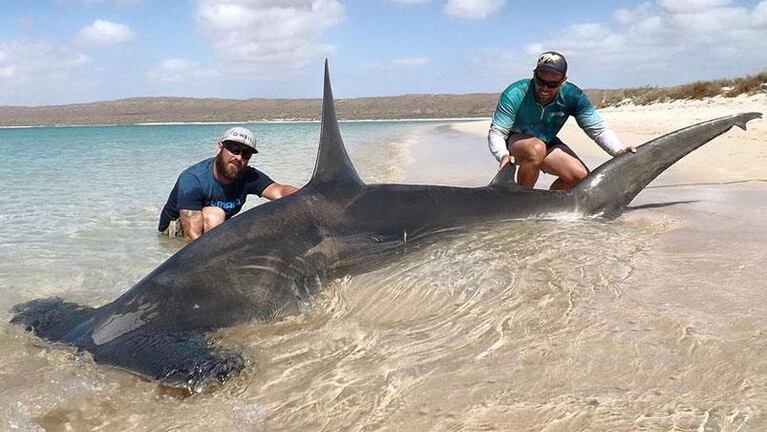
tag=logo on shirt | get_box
[209,199,242,211]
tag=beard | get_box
[215,153,246,182]
[535,87,557,105]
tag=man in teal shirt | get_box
[488,51,635,190]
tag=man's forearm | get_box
[488,126,510,162]
[262,183,298,200]
[584,122,624,156]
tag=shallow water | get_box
[1,123,766,431]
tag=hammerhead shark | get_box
[10,62,762,392]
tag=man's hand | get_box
[498,154,516,170]
[616,146,636,155]
[262,183,298,201]
[179,209,204,242]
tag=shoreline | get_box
[0,117,488,130]
[398,122,497,187]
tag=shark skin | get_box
[10,61,762,392]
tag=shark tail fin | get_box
[734,113,760,131]
[572,112,762,218]
[308,60,364,188]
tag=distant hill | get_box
[2,70,763,127]
[0,94,480,127]
[0,90,617,127]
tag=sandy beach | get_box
[446,93,767,187]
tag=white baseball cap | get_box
[220,127,257,151]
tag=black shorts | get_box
[546,137,589,172]
[507,134,589,172]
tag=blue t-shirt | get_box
[158,157,274,232]
[491,79,603,143]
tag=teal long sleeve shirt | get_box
[488,79,623,161]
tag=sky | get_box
[1,0,766,106]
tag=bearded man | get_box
[158,127,298,242]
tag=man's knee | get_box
[510,137,547,164]
[559,164,588,184]
[202,206,226,232]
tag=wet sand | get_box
[401,96,767,430]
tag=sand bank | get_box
[447,93,767,186]
[399,124,497,186]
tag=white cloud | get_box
[389,0,431,4]
[633,15,664,34]
[0,65,16,79]
[444,0,504,20]
[146,58,220,83]
[517,1,767,87]
[76,20,135,47]
[523,24,624,61]
[196,0,344,77]
[567,23,616,42]
[365,57,430,70]
[756,1,767,25]
[667,7,752,44]
[392,57,430,67]
[0,40,90,105]
[657,0,732,14]
[614,2,654,25]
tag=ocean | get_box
[1,121,766,431]
[0,121,427,307]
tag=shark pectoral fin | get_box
[10,297,96,343]
[488,163,523,191]
[92,330,244,393]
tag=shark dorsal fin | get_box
[488,163,523,191]
[308,60,364,187]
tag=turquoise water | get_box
[0,120,438,307]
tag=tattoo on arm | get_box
[179,209,203,242]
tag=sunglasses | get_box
[222,141,256,159]
[534,74,564,89]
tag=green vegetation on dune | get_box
[598,71,767,107]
